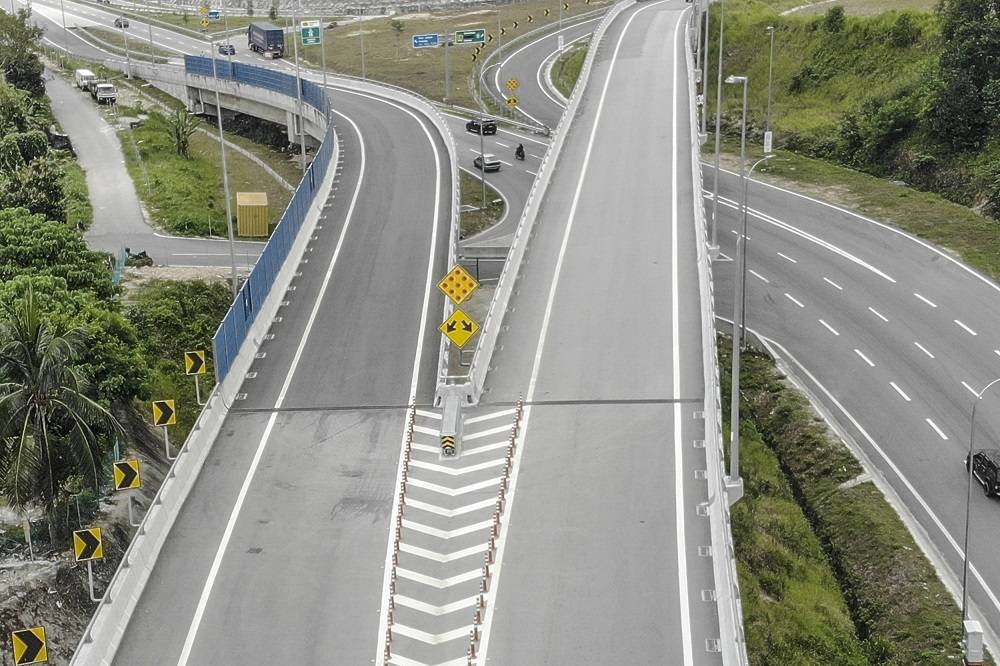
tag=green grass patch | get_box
[120,110,292,237]
[551,40,587,99]
[61,158,93,232]
[459,170,505,239]
[80,27,177,60]
[721,338,975,664]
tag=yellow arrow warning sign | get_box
[184,350,207,375]
[437,265,480,305]
[11,626,47,665]
[113,459,141,491]
[73,527,104,562]
[151,399,176,427]
[439,309,480,348]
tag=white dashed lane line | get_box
[784,293,804,308]
[868,307,888,322]
[962,381,978,397]
[914,341,935,359]
[954,320,977,336]
[854,349,875,367]
[926,418,949,440]
[823,277,842,290]
[818,319,839,336]
[777,251,797,264]
[749,269,769,283]
[914,292,938,308]
[890,382,911,402]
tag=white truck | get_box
[90,82,118,104]
[74,68,97,91]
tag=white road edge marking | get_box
[477,7,694,666]
[854,349,875,367]
[914,341,935,359]
[925,418,949,440]
[914,292,938,308]
[818,319,839,336]
[823,277,842,290]
[889,382,911,402]
[177,109,372,666]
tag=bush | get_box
[889,12,921,48]
[823,6,846,34]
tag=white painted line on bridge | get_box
[784,293,804,308]
[914,341,935,359]
[824,277,842,290]
[406,477,500,496]
[414,425,440,436]
[854,349,875,367]
[465,408,516,425]
[392,624,471,646]
[409,458,505,476]
[460,440,512,457]
[955,320,977,336]
[406,497,497,518]
[962,381,979,397]
[386,653,467,666]
[399,542,485,563]
[925,418,949,440]
[402,518,494,540]
[416,409,442,420]
[395,567,483,589]
[463,423,514,440]
[868,306,888,322]
[914,292,937,308]
[777,251,797,263]
[411,443,441,454]
[818,319,839,336]
[749,269,769,283]
[393,595,479,616]
[890,382,911,402]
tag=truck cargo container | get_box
[248,22,284,58]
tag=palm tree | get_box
[165,109,198,159]
[0,285,123,545]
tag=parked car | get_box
[218,42,236,55]
[114,16,129,28]
[74,68,97,91]
[966,448,1000,497]
[473,154,501,173]
[91,82,118,105]
[466,118,497,135]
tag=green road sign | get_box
[300,20,321,45]
[455,28,485,44]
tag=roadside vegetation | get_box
[551,40,587,99]
[459,170,505,238]
[721,338,972,665]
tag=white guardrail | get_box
[70,69,461,664]
[685,9,750,666]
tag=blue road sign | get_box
[412,33,440,49]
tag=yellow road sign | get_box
[11,627,47,665]
[441,434,456,454]
[439,309,480,348]
[505,78,520,91]
[507,96,519,108]
[201,17,210,27]
[73,527,104,562]
[199,4,210,14]
[184,350,207,375]
[544,8,551,16]
[152,399,176,427]
[113,459,141,491]
[437,265,480,305]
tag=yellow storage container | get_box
[236,192,269,237]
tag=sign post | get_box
[184,350,208,405]
[114,459,143,526]
[73,527,104,601]
[151,399,177,460]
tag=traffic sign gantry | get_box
[73,527,104,562]
[412,33,440,48]
[11,627,47,665]
[300,20,321,45]
[439,309,480,348]
[455,28,486,44]
[184,350,206,375]
[437,265,480,305]
[151,399,176,427]
[113,459,141,491]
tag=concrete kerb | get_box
[451,0,632,407]
[70,128,340,666]
[685,10,749,666]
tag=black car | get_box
[466,118,497,135]
[114,16,129,28]
[218,43,236,55]
[966,448,1000,497]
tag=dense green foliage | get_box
[722,340,966,664]
[0,10,44,96]
[707,1,1000,219]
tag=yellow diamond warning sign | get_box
[437,265,480,305]
[439,309,480,348]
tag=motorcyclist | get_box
[515,143,525,160]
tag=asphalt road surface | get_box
[479,2,720,663]
[112,85,452,664]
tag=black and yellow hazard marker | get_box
[441,434,456,456]
[11,626,47,665]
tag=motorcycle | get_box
[515,144,525,161]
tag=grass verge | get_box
[721,337,976,665]
[62,158,92,232]
[459,169,505,239]
[550,39,587,99]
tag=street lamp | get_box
[209,38,239,298]
[709,0,727,258]
[765,25,775,152]
[963,378,1000,621]
[700,0,710,137]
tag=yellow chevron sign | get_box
[73,527,104,562]
[151,399,176,427]
[11,626,47,665]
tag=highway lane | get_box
[479,2,719,663]
[112,87,452,664]
[709,166,1000,644]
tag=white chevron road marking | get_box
[411,443,442,454]
[406,477,499,496]
[409,458,504,475]
[463,424,513,441]
[391,624,470,645]
[395,567,482,588]
[459,439,511,457]
[388,653,468,666]
[393,594,479,616]
[464,408,516,425]
[414,425,440,436]
[406,497,497,517]
[402,518,493,539]
[415,409,442,420]
[399,542,485,563]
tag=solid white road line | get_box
[854,349,875,367]
[818,319,839,336]
[868,306,888,322]
[914,341,935,359]
[914,292,938,308]
[890,382,911,402]
[962,381,979,398]
[925,418,949,440]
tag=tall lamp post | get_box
[765,25,775,152]
[963,378,1000,619]
[209,38,239,298]
[709,0,726,258]
[700,0,710,137]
